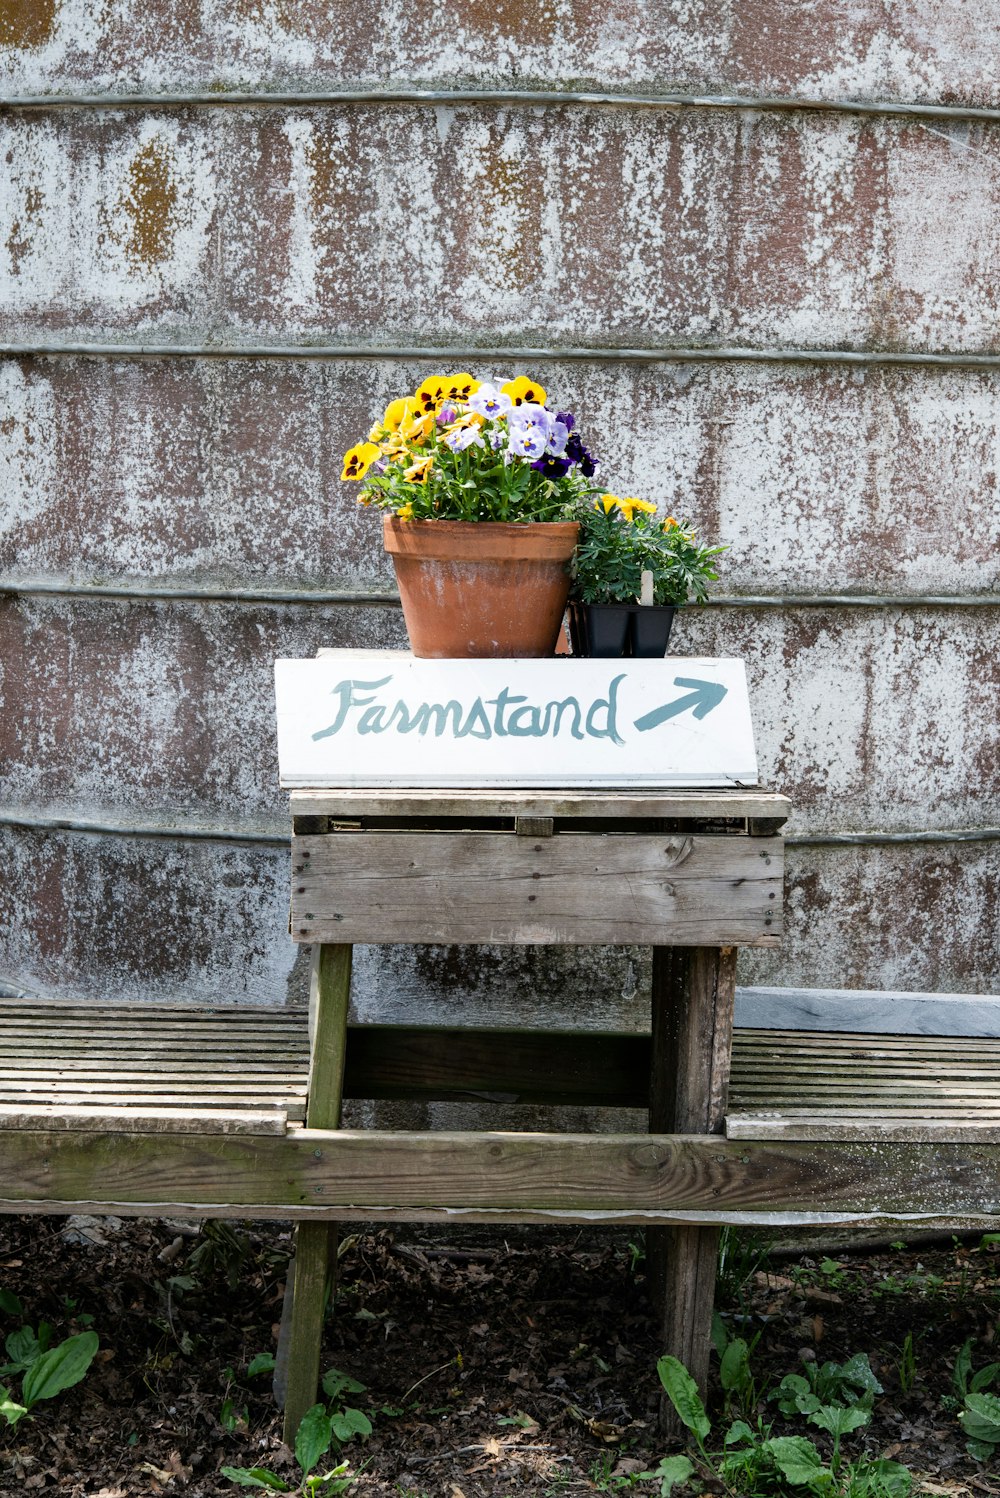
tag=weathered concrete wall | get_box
[2,596,995,837]
[4,1,1000,106]
[1,5,998,1015]
[3,358,998,593]
[3,109,1000,351]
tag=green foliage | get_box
[219,1366,248,1434]
[571,502,725,607]
[637,1454,695,1495]
[20,1333,99,1408]
[0,1294,98,1429]
[220,1467,291,1491]
[772,1354,882,1418]
[958,1390,1000,1462]
[716,1227,773,1307]
[896,1333,916,1395]
[951,1336,1000,1400]
[652,1343,912,1498]
[715,1330,770,1417]
[223,1365,368,1495]
[364,437,595,522]
[656,1356,711,1446]
[188,1220,257,1290]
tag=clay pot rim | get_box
[383,515,580,562]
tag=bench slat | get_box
[0,1003,310,1135]
[728,1028,1000,1141]
[0,1105,289,1135]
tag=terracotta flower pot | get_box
[383,517,580,659]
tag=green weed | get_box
[771,1352,882,1418]
[647,1349,912,1497]
[0,1291,99,1428]
[896,1333,917,1395]
[222,1365,370,1495]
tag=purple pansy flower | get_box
[545,420,569,457]
[445,425,485,452]
[531,454,572,477]
[469,384,513,420]
[507,403,553,460]
[508,424,549,460]
[566,431,597,476]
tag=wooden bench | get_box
[2,982,999,1438]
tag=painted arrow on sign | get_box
[633,676,729,732]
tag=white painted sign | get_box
[274,651,759,788]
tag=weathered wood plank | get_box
[649,946,736,1422]
[0,1066,308,1080]
[289,789,790,822]
[291,833,783,946]
[727,1118,1000,1143]
[0,1105,287,1135]
[306,945,351,1132]
[734,1030,1000,1055]
[0,1092,305,1113]
[9,360,1000,606]
[0,999,310,1129]
[0,1001,304,1018]
[0,1130,997,1223]
[281,943,353,1442]
[4,110,1000,354]
[651,948,738,1136]
[281,1220,333,1445]
[728,1027,1000,1139]
[734,987,1000,1037]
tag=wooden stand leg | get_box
[648,945,737,1435]
[280,943,352,1446]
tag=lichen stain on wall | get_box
[475,136,542,296]
[5,183,43,276]
[117,138,180,270]
[0,0,59,50]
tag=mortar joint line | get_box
[3,87,1000,127]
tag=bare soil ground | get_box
[0,1214,998,1497]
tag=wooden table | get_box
[283,785,789,1439]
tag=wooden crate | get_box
[289,788,787,948]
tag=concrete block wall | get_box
[1,3,997,1015]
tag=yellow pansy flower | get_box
[400,410,436,445]
[341,441,381,481]
[396,502,415,520]
[404,455,435,484]
[382,397,420,432]
[502,374,547,407]
[379,433,410,462]
[414,374,449,413]
[442,372,481,402]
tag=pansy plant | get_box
[341,373,602,523]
